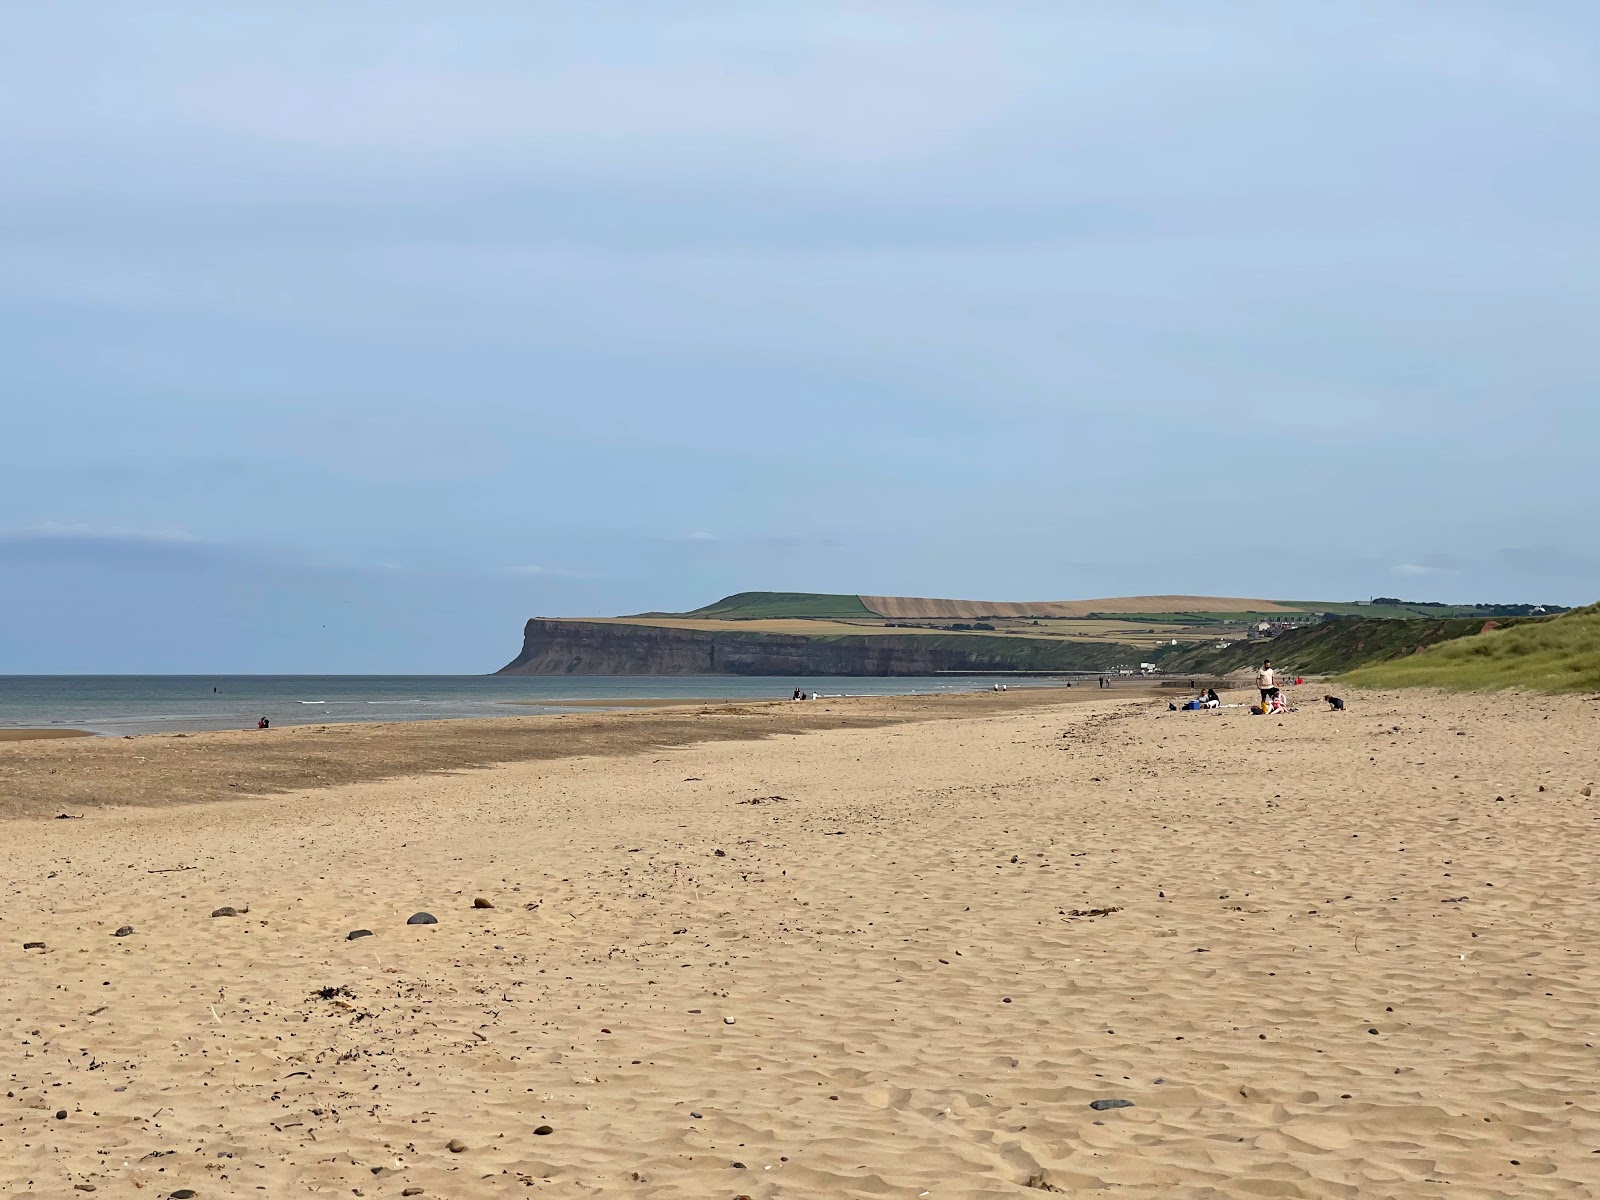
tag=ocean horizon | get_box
[0,673,1084,736]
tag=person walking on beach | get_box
[1255,660,1276,706]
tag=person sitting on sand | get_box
[256,717,269,729]
[1203,688,1220,708]
[1324,695,1345,711]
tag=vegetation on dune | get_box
[1341,603,1600,693]
[1280,599,1566,619]
[1154,614,1519,677]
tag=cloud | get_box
[1392,562,1458,577]
[0,523,225,567]
[505,563,586,578]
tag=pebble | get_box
[346,929,374,941]
[407,912,439,925]
[473,897,494,909]
[446,1138,468,1153]
[210,907,237,918]
[74,1186,96,1193]
[533,1125,553,1135]
[169,1192,197,1199]
[112,927,134,938]
[690,1111,703,1119]
[56,1109,68,1119]
[403,1191,424,1197]
[724,1017,736,1025]
[1088,1098,1133,1111]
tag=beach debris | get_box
[690,1111,704,1119]
[1583,783,1593,797]
[169,1191,198,1199]
[73,1185,96,1193]
[1024,1176,1065,1192]
[313,985,355,1000]
[533,1124,553,1135]
[403,1190,424,1197]
[731,1160,747,1168]
[739,795,788,805]
[446,1138,468,1153]
[346,929,374,941]
[112,926,134,937]
[210,907,237,918]
[713,849,726,857]
[407,912,438,925]
[55,813,81,819]
[23,941,45,950]
[1065,906,1121,919]
[1088,1098,1133,1111]
[723,1016,736,1025]
[473,897,494,909]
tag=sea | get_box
[0,674,1083,737]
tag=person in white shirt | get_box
[1255,660,1277,706]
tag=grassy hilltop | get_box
[1341,603,1600,693]
[570,591,1587,683]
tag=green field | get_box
[1341,604,1600,693]
[683,591,875,620]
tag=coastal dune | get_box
[3,688,1597,1196]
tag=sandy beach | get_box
[3,686,1597,1197]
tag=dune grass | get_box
[1341,603,1600,693]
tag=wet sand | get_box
[0,728,92,742]
[3,686,1597,1197]
[0,688,1133,818]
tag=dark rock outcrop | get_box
[496,619,1135,676]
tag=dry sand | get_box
[2,687,1597,1197]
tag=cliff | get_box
[496,619,1139,676]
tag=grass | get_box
[1341,603,1600,693]
[682,592,875,620]
[1154,614,1512,677]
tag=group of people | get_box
[1173,687,1222,711]
[1167,660,1347,715]
[789,687,821,701]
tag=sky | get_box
[2,2,1597,672]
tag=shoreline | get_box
[0,686,1159,819]
[0,727,92,742]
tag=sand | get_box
[3,686,1597,1197]
[0,690,1120,818]
[0,729,91,743]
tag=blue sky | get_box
[2,2,1596,672]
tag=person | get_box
[1324,694,1346,711]
[1204,688,1220,708]
[1256,660,1277,706]
[256,717,270,729]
